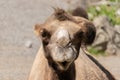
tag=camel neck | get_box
[48,62,76,80]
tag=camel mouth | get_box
[60,61,68,67]
[57,61,71,71]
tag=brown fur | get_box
[72,7,88,19]
[28,8,115,80]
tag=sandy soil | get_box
[0,0,120,80]
[98,56,120,80]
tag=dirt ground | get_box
[0,0,120,80]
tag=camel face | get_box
[34,8,96,71]
[35,22,83,71]
[46,27,82,71]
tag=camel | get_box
[28,8,115,80]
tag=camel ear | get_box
[82,22,96,45]
[72,7,88,19]
[34,24,51,45]
[34,24,42,36]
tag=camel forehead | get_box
[56,28,69,39]
[45,20,81,34]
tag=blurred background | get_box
[0,0,120,80]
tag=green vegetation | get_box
[88,47,106,56]
[87,5,120,25]
[109,0,120,2]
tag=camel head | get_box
[34,8,96,71]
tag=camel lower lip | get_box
[59,65,68,71]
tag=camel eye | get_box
[41,31,47,37]
[40,29,51,46]
[41,29,50,38]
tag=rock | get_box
[93,15,114,48]
[92,15,120,55]
[93,15,112,28]
[96,6,101,12]
[116,9,120,16]
[92,33,108,51]
[113,25,120,49]
[106,42,117,55]
[115,25,120,34]
[25,40,32,48]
